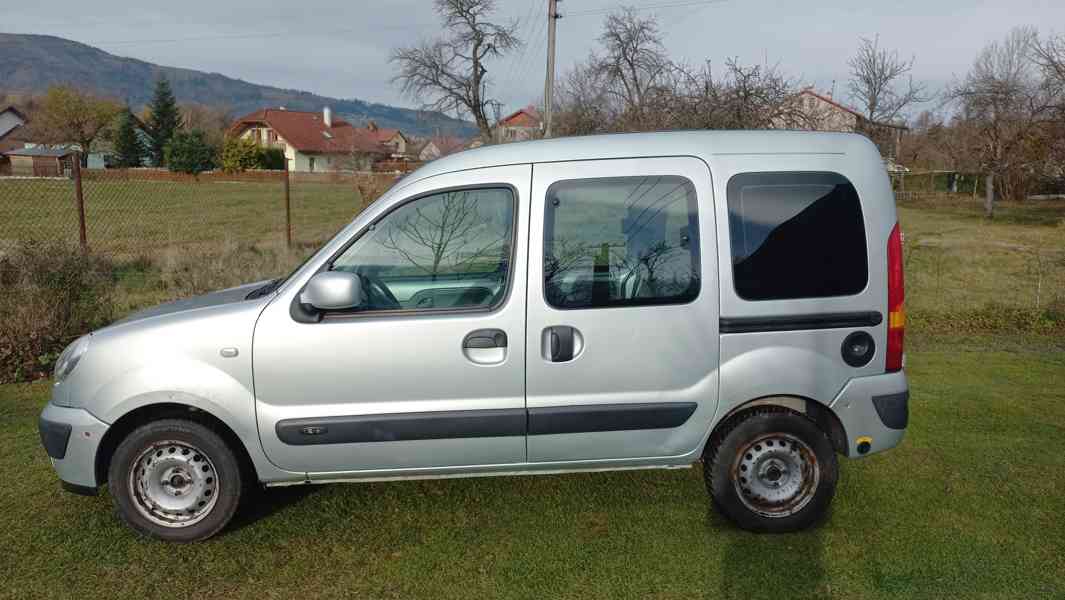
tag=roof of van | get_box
[406,130,876,183]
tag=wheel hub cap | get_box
[128,441,219,528]
[733,433,820,518]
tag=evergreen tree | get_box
[112,111,145,168]
[165,129,216,174]
[147,77,181,166]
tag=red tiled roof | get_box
[799,89,908,130]
[360,121,404,145]
[498,105,541,128]
[229,109,391,154]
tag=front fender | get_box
[88,359,299,483]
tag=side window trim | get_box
[542,175,702,311]
[295,183,520,321]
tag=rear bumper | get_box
[829,370,909,458]
[38,402,109,492]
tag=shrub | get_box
[165,129,217,174]
[259,148,286,170]
[221,136,286,172]
[0,241,115,383]
[220,135,261,173]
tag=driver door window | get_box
[333,187,515,312]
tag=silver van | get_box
[39,131,908,542]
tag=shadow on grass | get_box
[225,484,321,534]
[712,508,827,599]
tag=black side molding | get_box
[528,402,697,435]
[276,409,526,445]
[38,418,72,460]
[720,311,883,334]
[277,403,700,445]
[872,391,909,429]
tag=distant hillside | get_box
[0,33,475,137]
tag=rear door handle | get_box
[462,329,507,365]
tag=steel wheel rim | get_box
[127,440,220,528]
[732,433,820,518]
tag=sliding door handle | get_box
[543,326,582,363]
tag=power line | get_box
[564,0,731,18]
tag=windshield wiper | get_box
[245,278,283,300]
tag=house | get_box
[360,121,409,158]
[229,107,393,172]
[416,136,467,161]
[789,88,908,160]
[493,105,541,143]
[0,106,30,166]
[1,146,76,177]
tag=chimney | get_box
[323,106,332,127]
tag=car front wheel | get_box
[108,419,243,542]
[704,407,838,532]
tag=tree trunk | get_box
[984,173,995,218]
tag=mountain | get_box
[0,33,475,138]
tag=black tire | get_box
[108,419,243,542]
[703,407,838,533]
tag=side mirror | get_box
[300,271,364,311]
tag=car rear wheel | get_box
[108,419,243,542]
[704,407,838,532]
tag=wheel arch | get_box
[95,402,257,487]
[707,395,849,457]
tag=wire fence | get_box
[0,163,401,257]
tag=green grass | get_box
[0,179,368,254]
[898,197,1065,314]
[1,335,1063,599]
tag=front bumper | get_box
[829,370,909,458]
[38,401,109,492]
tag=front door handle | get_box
[543,326,583,363]
[462,329,507,365]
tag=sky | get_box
[4,0,1064,118]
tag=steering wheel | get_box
[361,274,402,310]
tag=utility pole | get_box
[543,0,560,138]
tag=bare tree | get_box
[949,27,1062,215]
[848,36,929,124]
[381,190,509,279]
[1032,32,1065,94]
[391,0,520,143]
[590,7,675,129]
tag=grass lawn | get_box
[898,197,1065,314]
[0,178,369,254]
[1,335,1063,599]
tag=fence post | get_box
[73,152,87,253]
[284,159,292,249]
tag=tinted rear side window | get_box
[727,172,867,301]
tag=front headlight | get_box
[54,335,91,385]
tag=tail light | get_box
[886,222,905,372]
